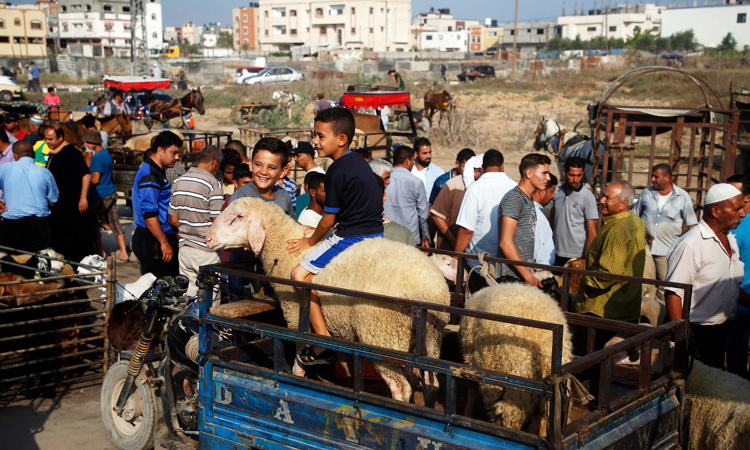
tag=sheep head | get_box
[206,198,267,254]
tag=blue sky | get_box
[15,0,675,27]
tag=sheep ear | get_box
[247,219,265,254]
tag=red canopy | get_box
[103,76,171,91]
[342,92,410,109]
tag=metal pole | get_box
[130,0,136,75]
[512,0,518,83]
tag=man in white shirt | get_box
[292,142,325,194]
[532,173,557,267]
[410,137,444,201]
[455,149,516,292]
[297,172,325,228]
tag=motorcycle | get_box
[101,275,210,450]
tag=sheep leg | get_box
[380,366,412,402]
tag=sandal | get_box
[295,346,337,369]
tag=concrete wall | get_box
[662,4,750,48]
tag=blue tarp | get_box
[660,54,684,59]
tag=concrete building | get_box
[411,8,479,51]
[558,3,663,41]
[58,0,162,58]
[500,21,559,57]
[233,4,259,51]
[420,30,469,53]
[0,3,48,58]
[256,0,411,52]
[469,23,502,53]
[180,22,195,44]
[164,25,178,43]
[662,2,750,49]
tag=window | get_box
[14,19,21,26]
[63,23,69,32]
[13,37,26,43]
[634,26,641,32]
[380,26,384,32]
[264,11,268,18]
[272,7,286,18]
[510,30,514,35]
[264,30,268,36]
[0,20,4,29]
[152,13,157,20]
[86,4,91,11]
[243,26,248,34]
[103,5,112,11]
[652,26,659,31]
[123,6,130,12]
[320,26,326,35]
[369,27,373,33]
[124,23,132,31]
[273,25,287,35]
[488,31,497,37]
[587,26,596,32]
[62,6,67,12]
[315,8,323,17]
[29,37,43,44]
[370,7,374,14]
[329,5,344,16]
[351,27,355,34]
[439,35,443,40]
[152,32,157,38]
[291,28,297,36]
[426,35,433,40]
[609,26,617,32]
[87,23,93,31]
[290,10,296,17]
[0,37,8,43]
[243,38,248,44]
[30,21,42,30]
[351,7,355,15]
[537,28,544,34]
[448,26,452,31]
[738,13,747,23]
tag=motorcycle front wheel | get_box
[101,361,156,450]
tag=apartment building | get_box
[232,4,259,51]
[500,21,559,56]
[663,2,750,48]
[557,3,663,41]
[411,8,479,51]
[469,24,502,53]
[256,0,411,52]
[0,4,48,58]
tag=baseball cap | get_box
[4,112,19,122]
[293,142,315,156]
[83,128,103,145]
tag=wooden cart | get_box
[231,102,275,125]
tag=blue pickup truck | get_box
[197,252,691,450]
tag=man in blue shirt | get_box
[28,61,41,93]
[0,141,58,252]
[132,131,182,276]
[385,145,430,246]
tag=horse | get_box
[148,88,205,120]
[272,90,300,119]
[424,89,453,126]
[533,117,606,185]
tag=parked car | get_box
[243,67,304,85]
[235,67,265,84]
[0,76,24,102]
[457,65,496,82]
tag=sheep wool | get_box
[460,282,573,435]
[207,198,451,402]
[686,360,750,450]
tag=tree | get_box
[241,42,250,58]
[718,32,737,52]
[218,31,233,49]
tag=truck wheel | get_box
[0,91,12,102]
[101,361,156,450]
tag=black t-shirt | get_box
[324,151,384,238]
[47,144,89,208]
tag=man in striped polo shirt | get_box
[169,146,224,296]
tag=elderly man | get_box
[384,146,430,246]
[0,141,58,252]
[577,180,647,349]
[666,183,749,369]
[132,131,182,277]
[410,138,444,201]
[455,149,517,292]
[369,158,392,186]
[23,115,44,144]
[169,146,224,296]
[45,124,95,261]
[633,163,697,301]
[497,153,551,284]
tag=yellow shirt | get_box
[576,210,647,322]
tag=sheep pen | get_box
[205,197,451,403]
[459,282,573,436]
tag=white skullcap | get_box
[29,115,44,125]
[704,183,742,206]
[463,154,484,188]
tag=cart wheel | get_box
[256,108,270,125]
[233,109,243,125]
[101,361,156,450]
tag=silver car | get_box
[243,67,304,85]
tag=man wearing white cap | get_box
[666,183,750,369]
[23,115,44,145]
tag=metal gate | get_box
[589,67,740,211]
[0,247,115,399]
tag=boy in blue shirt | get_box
[287,107,384,368]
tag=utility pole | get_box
[130,0,136,75]
[605,5,609,53]
[512,0,518,83]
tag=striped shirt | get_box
[497,186,536,278]
[169,167,223,251]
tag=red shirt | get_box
[44,94,60,105]
[12,128,29,140]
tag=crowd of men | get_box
[1,101,749,377]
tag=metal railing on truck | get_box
[196,251,692,449]
[0,246,117,400]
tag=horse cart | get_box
[587,67,740,208]
[231,102,275,125]
[342,91,417,161]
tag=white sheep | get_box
[459,282,573,435]
[205,197,451,402]
[686,360,750,449]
